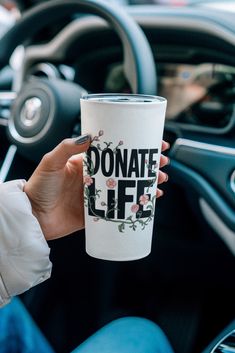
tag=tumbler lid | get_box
[81,93,166,104]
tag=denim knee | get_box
[72,316,174,353]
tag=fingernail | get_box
[165,173,169,182]
[158,189,164,197]
[166,142,171,149]
[74,134,90,145]
[167,157,171,165]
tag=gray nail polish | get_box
[74,134,90,145]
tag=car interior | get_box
[0,1,234,353]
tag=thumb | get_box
[42,135,90,170]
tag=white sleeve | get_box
[0,179,52,307]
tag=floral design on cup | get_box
[117,194,156,232]
[131,204,139,213]
[90,129,121,152]
[139,194,149,206]
[106,178,117,189]
[83,130,157,233]
[91,130,104,143]
[84,175,93,186]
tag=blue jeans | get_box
[0,298,174,353]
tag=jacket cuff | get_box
[0,180,52,307]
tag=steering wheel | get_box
[0,0,156,162]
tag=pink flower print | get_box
[139,194,149,205]
[145,159,148,164]
[84,175,93,186]
[118,140,123,146]
[106,178,117,189]
[131,204,139,213]
[98,130,104,136]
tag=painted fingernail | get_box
[165,173,169,182]
[74,134,90,145]
[167,157,171,165]
[166,142,171,149]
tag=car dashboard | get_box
[23,6,235,135]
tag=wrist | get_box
[23,182,47,238]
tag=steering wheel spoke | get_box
[0,144,17,183]
[0,91,17,126]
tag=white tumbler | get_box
[81,94,167,261]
